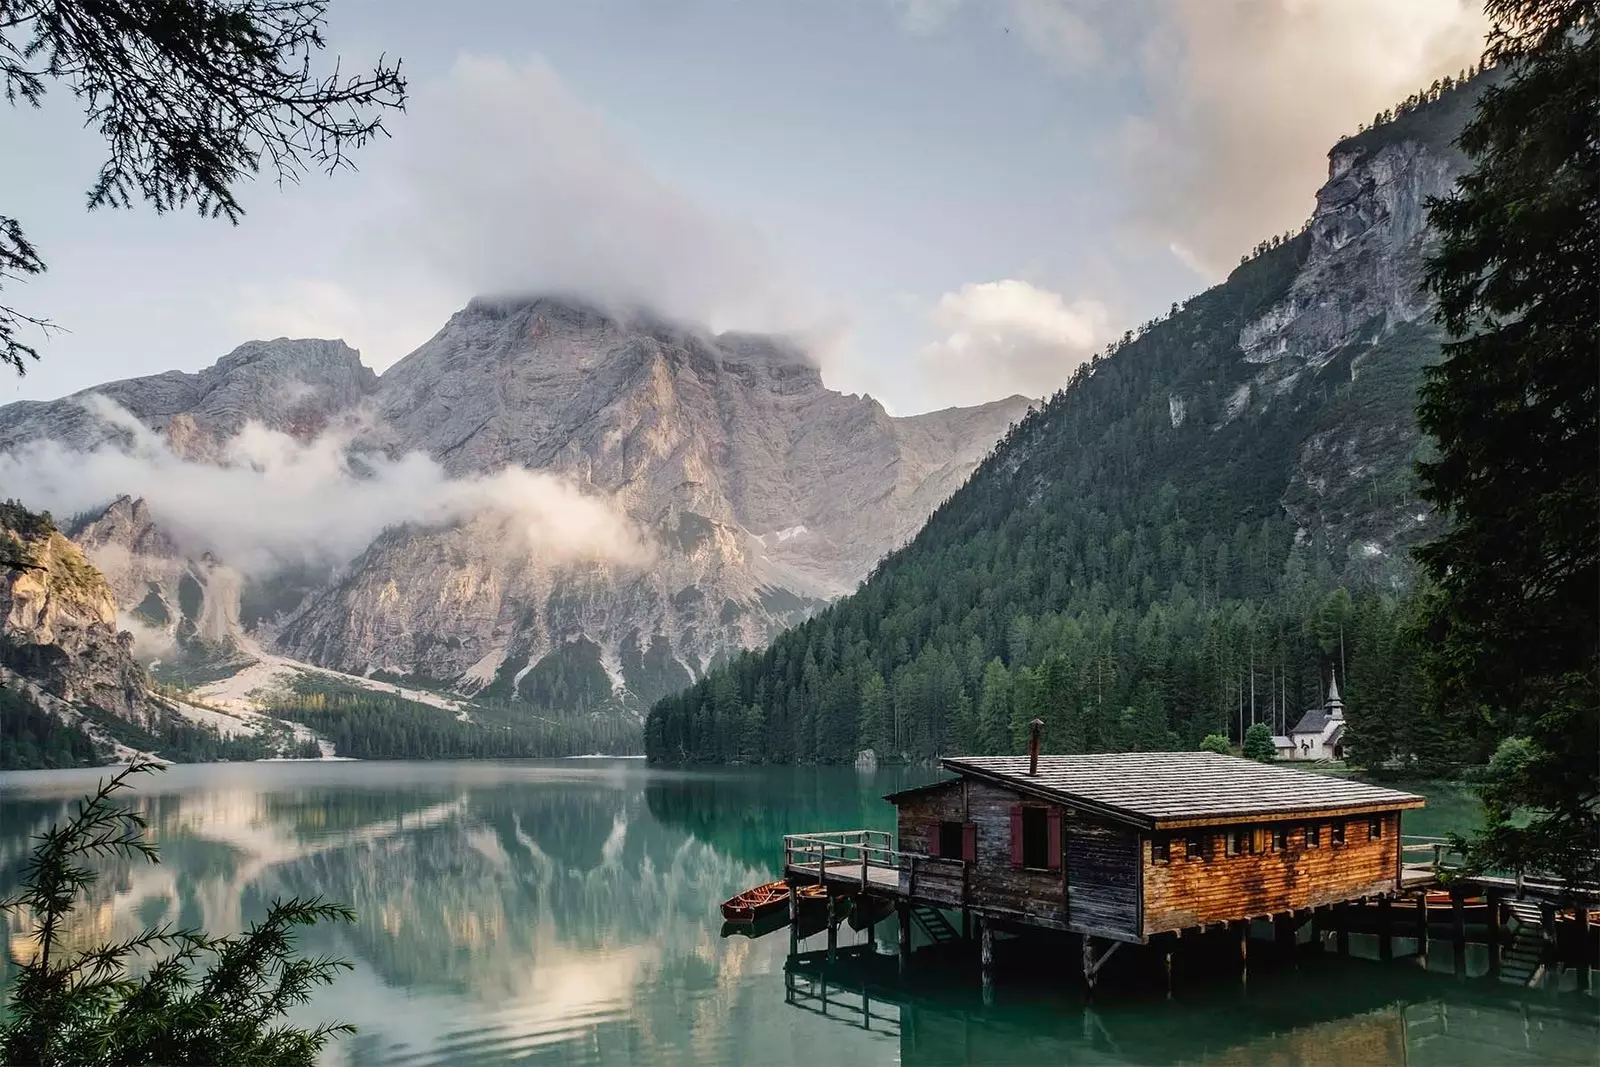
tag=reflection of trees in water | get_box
[786,948,1600,1067]
[643,765,938,872]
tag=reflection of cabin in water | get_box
[881,749,1424,944]
[1275,674,1348,762]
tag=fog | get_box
[0,396,655,575]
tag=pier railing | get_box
[784,830,900,889]
[1401,834,1462,882]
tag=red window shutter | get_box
[962,822,977,863]
[1047,809,1063,871]
[927,824,941,857]
[1009,805,1024,868]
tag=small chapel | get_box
[1273,675,1346,762]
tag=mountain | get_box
[0,500,319,767]
[645,74,1496,768]
[0,301,1030,720]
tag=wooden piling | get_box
[1163,944,1174,1000]
[897,901,911,970]
[1335,902,1350,956]
[788,879,799,957]
[826,885,838,963]
[1379,897,1393,961]
[1234,919,1249,985]
[1413,892,1428,964]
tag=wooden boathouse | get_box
[782,737,1434,987]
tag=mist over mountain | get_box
[0,297,1029,725]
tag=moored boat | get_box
[721,879,826,924]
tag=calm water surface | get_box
[0,761,1594,1066]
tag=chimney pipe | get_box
[1028,718,1044,776]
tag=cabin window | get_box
[1305,824,1321,848]
[1368,816,1384,840]
[1184,831,1206,861]
[1225,829,1239,857]
[1331,821,1346,846]
[1021,807,1049,869]
[1238,827,1256,855]
[1271,826,1286,852]
[1151,836,1171,864]
[931,820,977,862]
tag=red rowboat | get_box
[720,880,826,924]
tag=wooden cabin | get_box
[884,751,1425,944]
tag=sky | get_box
[1,0,1489,416]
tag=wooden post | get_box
[1335,902,1350,956]
[788,879,799,957]
[897,902,911,971]
[1276,912,1297,960]
[1452,889,1468,977]
[1414,892,1429,965]
[1486,889,1502,975]
[1540,902,1558,952]
[962,907,972,943]
[1235,920,1249,985]
[1379,897,1393,961]
[1163,944,1174,1000]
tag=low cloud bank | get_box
[0,396,655,575]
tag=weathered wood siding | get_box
[1142,812,1401,936]
[1065,820,1140,941]
[893,779,1068,927]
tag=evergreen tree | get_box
[976,658,1013,755]
[1418,0,1599,883]
[1199,733,1231,755]
[1242,722,1277,762]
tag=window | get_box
[1021,807,1049,869]
[939,820,965,859]
[1331,821,1346,846]
[1271,826,1286,852]
[1368,816,1384,840]
[1238,827,1256,855]
[1225,829,1239,857]
[1185,831,1206,861]
[1305,824,1321,848]
[1152,836,1171,864]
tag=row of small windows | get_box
[1149,817,1385,864]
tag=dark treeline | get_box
[265,677,640,759]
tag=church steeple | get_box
[1326,672,1344,719]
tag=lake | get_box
[0,761,1594,1065]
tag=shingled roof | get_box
[939,752,1424,829]
[1290,708,1331,735]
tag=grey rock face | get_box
[0,520,155,727]
[281,297,1030,696]
[0,338,377,455]
[1230,133,1462,578]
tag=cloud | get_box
[889,0,962,35]
[0,396,656,576]
[391,54,802,333]
[916,279,1109,409]
[1008,0,1105,71]
[1111,0,1487,278]
[227,279,448,374]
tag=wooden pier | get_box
[777,738,1598,992]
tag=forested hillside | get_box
[646,72,1499,773]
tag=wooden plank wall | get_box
[1142,812,1401,936]
[893,779,1067,926]
[1064,818,1141,941]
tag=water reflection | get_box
[0,762,1593,1066]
